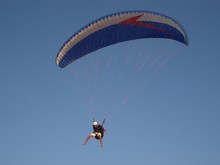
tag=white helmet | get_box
[93,121,98,126]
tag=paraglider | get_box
[83,119,106,147]
[56,11,188,147]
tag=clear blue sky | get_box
[0,0,219,165]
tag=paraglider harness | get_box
[93,119,106,140]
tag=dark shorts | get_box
[94,132,104,139]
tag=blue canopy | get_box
[56,11,188,68]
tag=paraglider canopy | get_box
[56,11,188,68]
